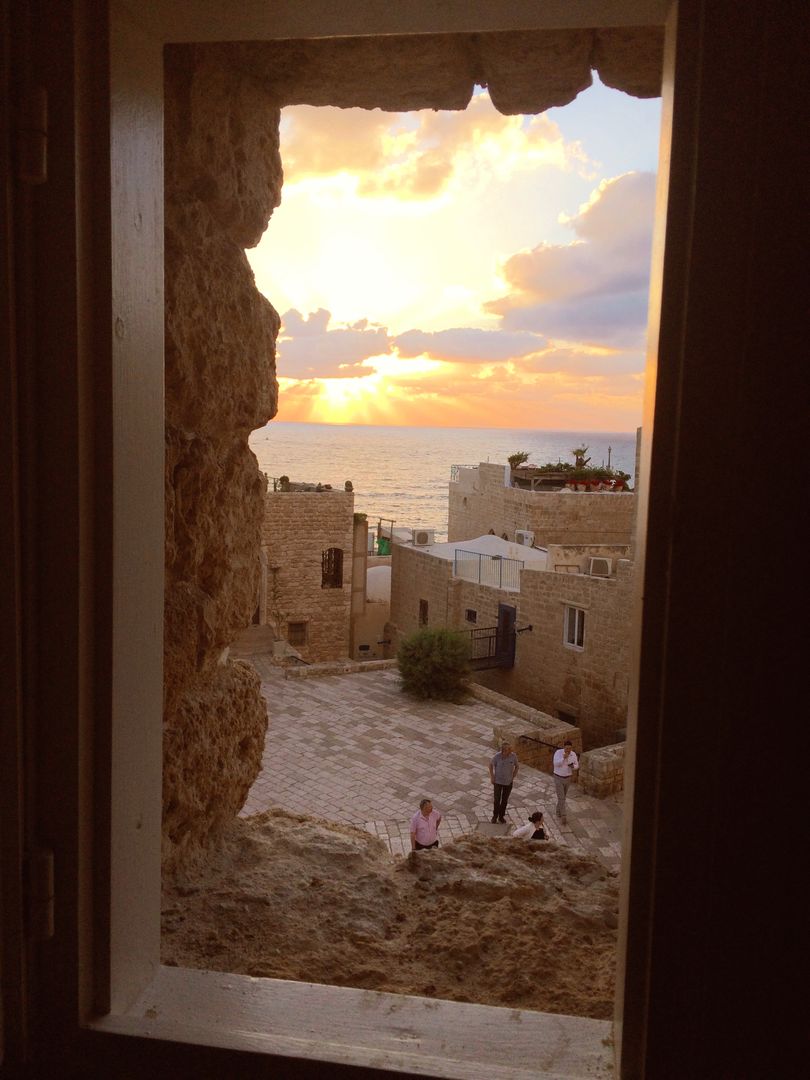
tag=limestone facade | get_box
[579,742,626,798]
[261,490,355,663]
[196,27,662,113]
[448,463,636,547]
[163,47,281,872]
[388,543,633,748]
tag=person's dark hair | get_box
[419,798,432,809]
[529,811,544,823]
[564,740,573,747]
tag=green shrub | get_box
[397,628,471,700]
[507,450,531,468]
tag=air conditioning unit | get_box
[515,530,535,547]
[588,557,612,577]
[412,528,435,547]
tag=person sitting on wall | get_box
[512,811,547,841]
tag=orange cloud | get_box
[280,92,584,199]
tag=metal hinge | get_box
[16,86,48,184]
[26,847,55,941]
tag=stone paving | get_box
[238,656,623,871]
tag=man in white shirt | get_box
[552,740,579,824]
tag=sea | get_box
[248,422,638,542]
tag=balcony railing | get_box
[453,549,524,591]
[449,464,478,483]
[467,625,499,667]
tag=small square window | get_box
[465,609,477,623]
[418,599,429,626]
[287,621,308,646]
[564,606,585,649]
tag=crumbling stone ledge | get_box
[579,742,625,797]
[284,658,399,680]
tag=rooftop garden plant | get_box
[508,447,631,488]
[507,450,531,468]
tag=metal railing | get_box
[453,549,524,590]
[449,464,478,483]
[517,732,562,751]
[467,625,499,664]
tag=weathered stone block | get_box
[580,742,625,798]
[162,660,267,873]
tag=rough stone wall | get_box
[545,544,632,574]
[261,490,354,663]
[351,602,390,661]
[579,742,626,797]
[204,26,662,113]
[495,560,635,748]
[387,544,457,644]
[448,463,636,547]
[163,47,282,872]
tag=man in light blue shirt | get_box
[488,741,519,823]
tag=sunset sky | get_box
[248,76,662,431]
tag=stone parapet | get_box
[162,45,281,874]
[285,658,398,680]
[579,743,625,798]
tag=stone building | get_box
[259,486,391,663]
[448,462,637,548]
[388,535,633,748]
[259,485,357,663]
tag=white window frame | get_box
[98,2,675,1070]
[9,1,698,1076]
[565,605,586,649]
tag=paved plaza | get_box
[238,655,623,871]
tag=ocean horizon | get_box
[249,421,638,541]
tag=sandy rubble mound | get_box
[162,809,619,1018]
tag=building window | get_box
[564,606,585,649]
[418,599,429,626]
[465,609,477,623]
[321,546,343,588]
[287,621,308,646]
